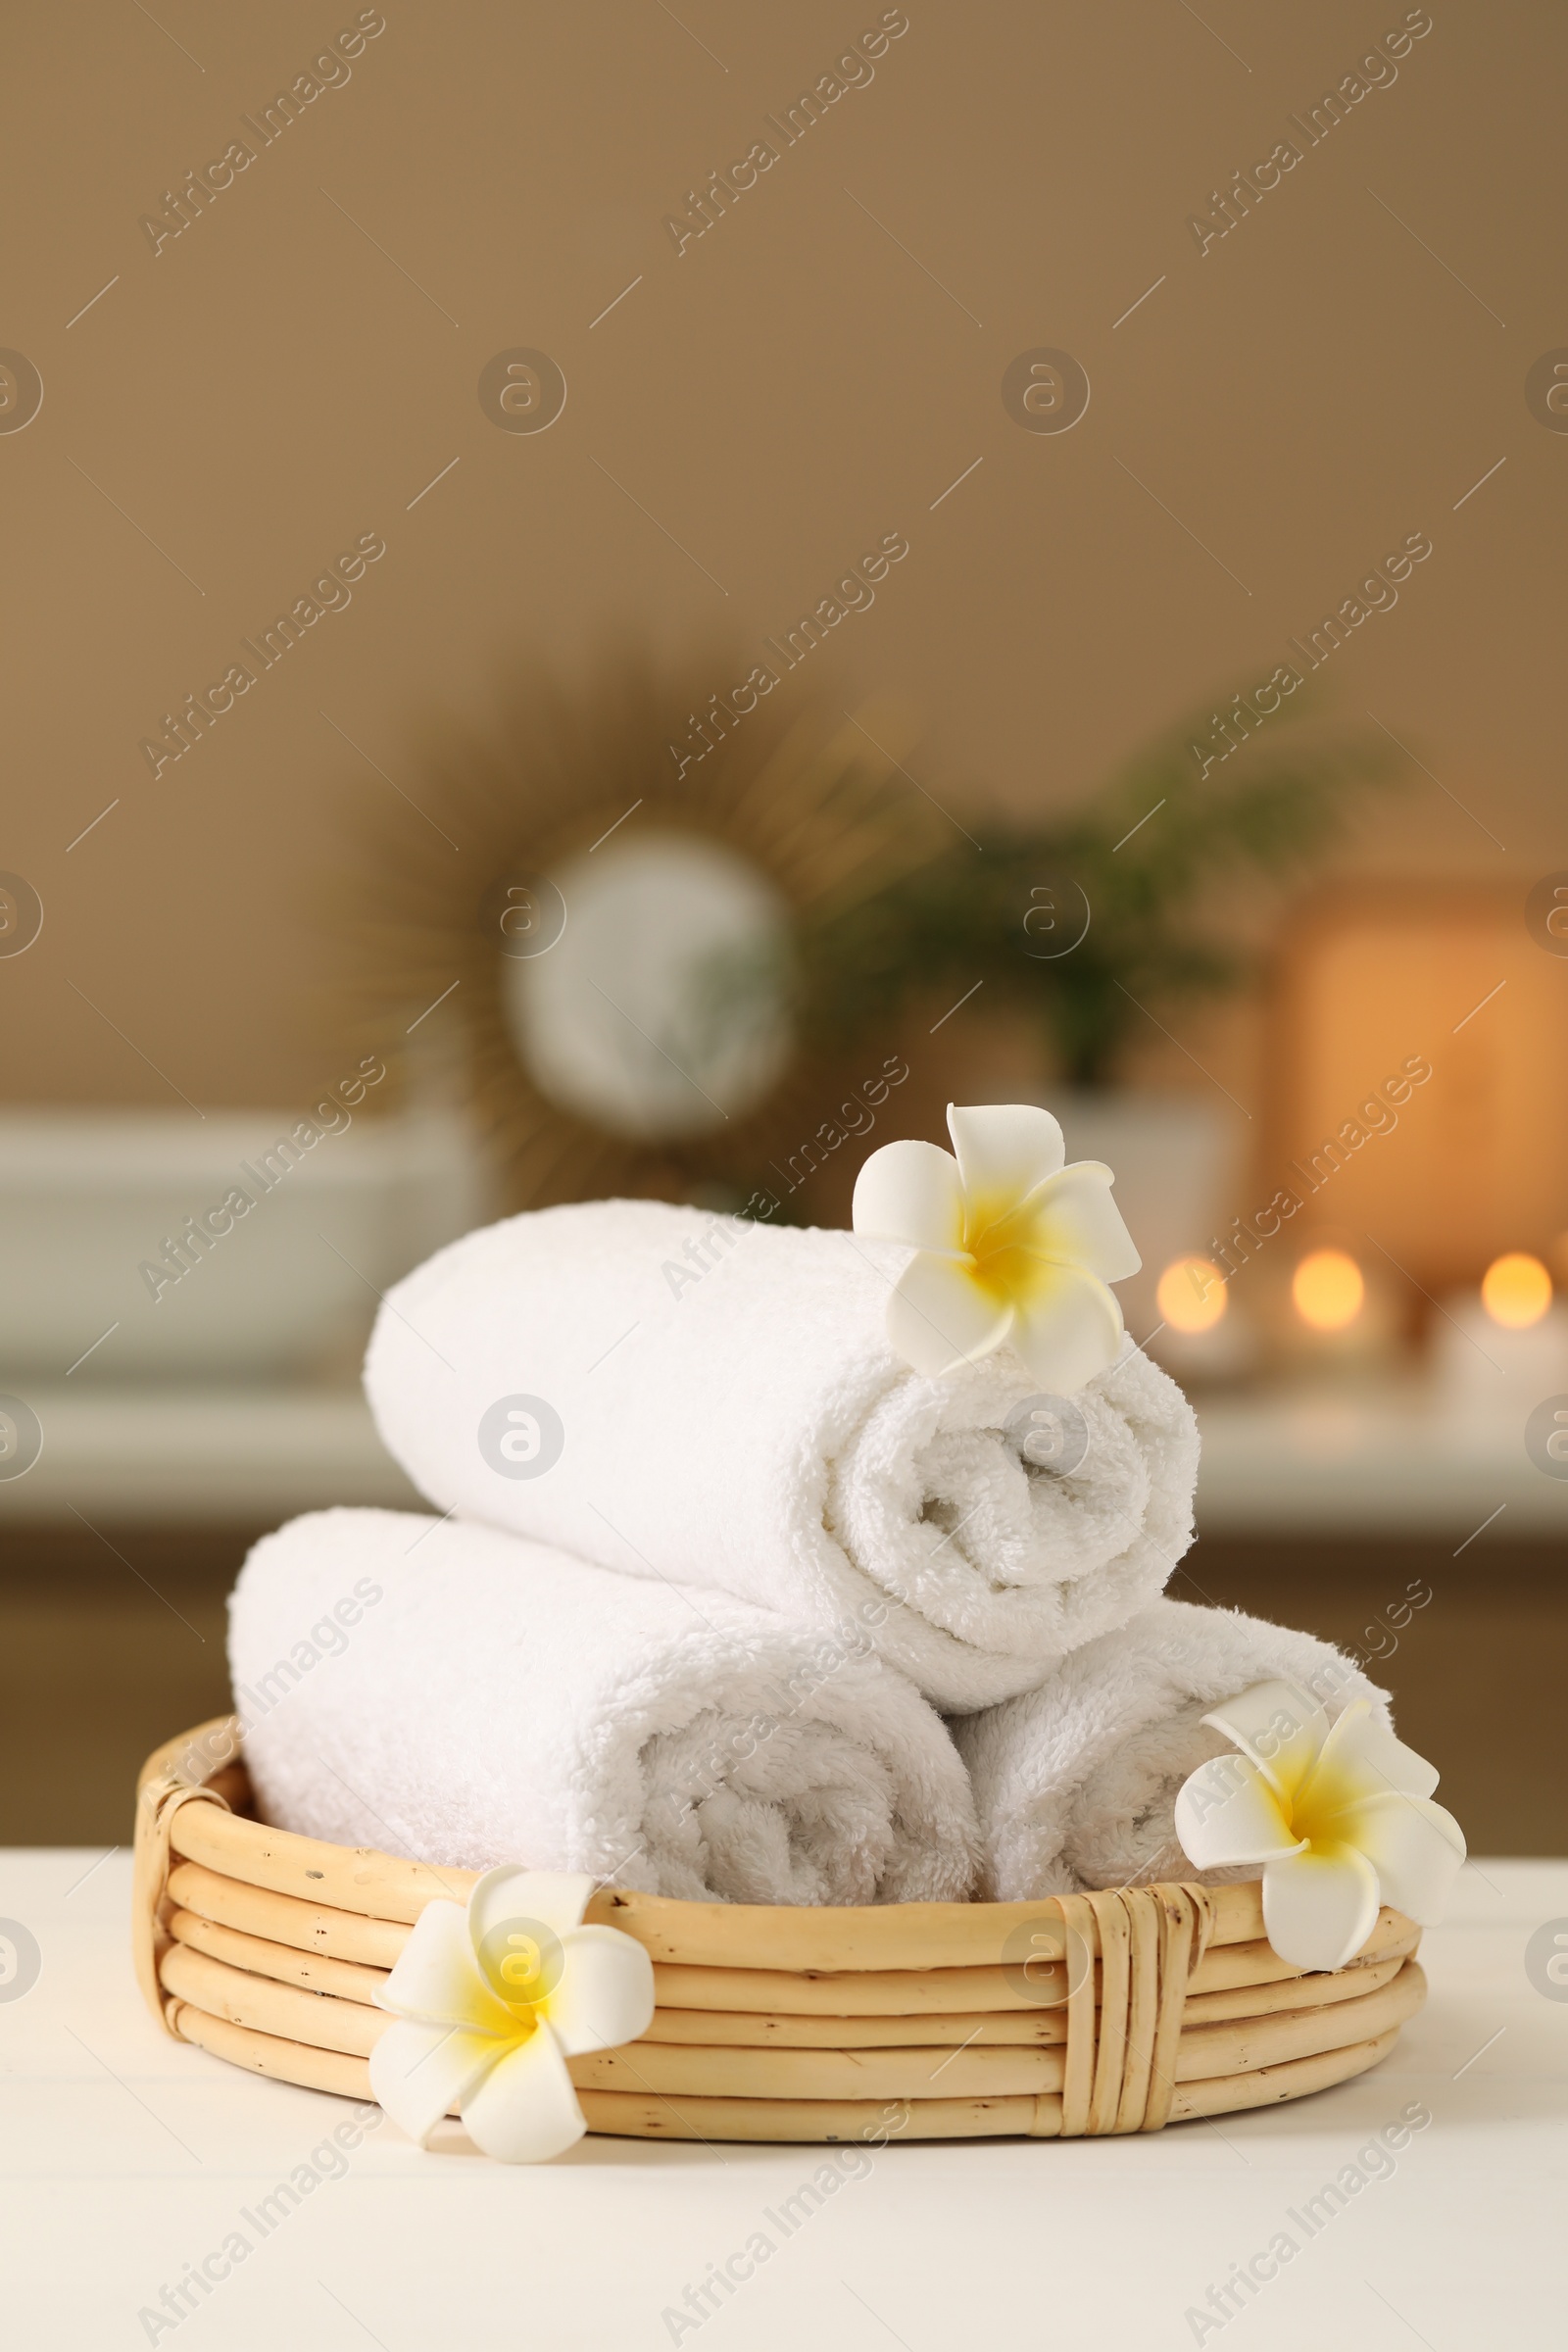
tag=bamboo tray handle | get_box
[131,1766,233,2035]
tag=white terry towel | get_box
[954,1597,1390,1899]
[229,1508,979,1906]
[363,1200,1200,1713]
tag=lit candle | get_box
[1157,1255,1228,1334]
[1481,1251,1552,1329]
[1434,1252,1568,1413]
[1292,1248,1364,1334]
[1151,1256,1254,1377]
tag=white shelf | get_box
[3,1379,1566,1536]
[0,1386,417,1524]
[1194,1385,1568,1539]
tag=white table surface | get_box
[1,1853,1562,2350]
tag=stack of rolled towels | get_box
[230,1197,1387,1906]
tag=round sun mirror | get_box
[502,832,794,1141]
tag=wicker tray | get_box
[133,1720,1426,2145]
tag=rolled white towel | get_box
[363,1200,1200,1712]
[229,1507,979,1906]
[953,1597,1389,1899]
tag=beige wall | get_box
[3,0,1560,1109]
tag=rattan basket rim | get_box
[136,1716,1295,1967]
[133,1718,1426,2145]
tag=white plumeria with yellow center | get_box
[852,1102,1141,1392]
[369,1866,655,2162]
[1174,1680,1467,1974]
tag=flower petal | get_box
[466,1868,595,2014]
[885,1251,1014,1377]
[946,1103,1064,1203]
[1006,1260,1124,1394]
[1332,1791,1466,1925]
[1175,1753,1304,1871]
[853,1139,965,1251]
[1261,1843,1381,1973]
[369,2018,502,2146]
[374,1898,514,2037]
[547,1925,656,2056]
[469,1868,593,1945]
[460,2021,587,2164]
[1200,1679,1329,1804]
[1026,1162,1142,1283]
[1298,1701,1441,1814]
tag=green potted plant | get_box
[795,692,1400,1328]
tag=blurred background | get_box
[2,0,1564,1850]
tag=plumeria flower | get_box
[370,1866,654,2162]
[1174,1680,1466,1973]
[852,1102,1141,1392]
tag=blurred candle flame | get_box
[1156,1256,1228,1334]
[1480,1251,1552,1330]
[1292,1248,1364,1332]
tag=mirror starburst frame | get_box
[340,650,942,1210]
